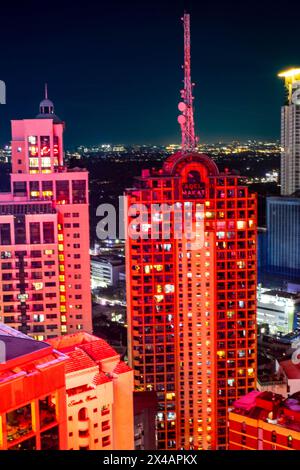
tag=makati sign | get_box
[182,181,205,198]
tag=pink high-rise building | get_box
[0,91,92,339]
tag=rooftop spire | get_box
[45,82,48,100]
[177,13,197,152]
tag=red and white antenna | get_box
[177,13,197,152]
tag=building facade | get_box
[91,255,124,289]
[48,332,134,450]
[0,324,68,450]
[125,151,257,450]
[266,197,300,278]
[229,390,300,450]
[257,287,299,335]
[0,94,92,339]
[279,69,300,196]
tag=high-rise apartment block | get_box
[125,152,257,450]
[0,93,92,339]
[279,68,300,196]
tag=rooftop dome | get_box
[35,84,62,124]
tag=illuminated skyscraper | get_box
[279,68,300,196]
[0,89,92,339]
[125,14,257,450]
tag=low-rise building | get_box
[257,287,300,334]
[229,390,300,450]
[0,324,68,450]
[91,256,125,289]
[48,332,134,450]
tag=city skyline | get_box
[0,0,300,147]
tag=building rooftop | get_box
[231,390,300,433]
[264,289,300,300]
[48,332,131,379]
[0,324,49,362]
[0,324,67,385]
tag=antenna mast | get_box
[177,13,197,152]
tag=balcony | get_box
[78,418,89,432]
[78,434,90,447]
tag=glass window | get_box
[0,224,11,245]
[56,180,69,204]
[30,222,41,244]
[72,179,86,203]
[40,136,50,156]
[14,216,26,244]
[6,404,32,443]
[40,426,59,450]
[39,395,56,428]
[43,222,54,244]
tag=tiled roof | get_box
[65,349,96,374]
[92,372,111,386]
[113,361,132,375]
[79,338,118,362]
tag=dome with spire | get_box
[36,84,62,124]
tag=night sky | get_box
[0,0,299,147]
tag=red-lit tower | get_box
[125,15,257,450]
[0,89,92,339]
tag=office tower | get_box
[0,324,68,450]
[279,68,300,196]
[229,390,300,450]
[0,89,92,339]
[125,14,257,450]
[266,197,300,278]
[48,332,134,450]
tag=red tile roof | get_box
[113,361,132,375]
[65,349,96,374]
[92,372,111,386]
[79,338,119,362]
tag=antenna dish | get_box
[177,115,186,125]
[178,102,186,112]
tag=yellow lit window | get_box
[44,249,54,255]
[59,275,65,282]
[237,220,246,229]
[29,158,39,168]
[42,190,53,197]
[61,325,67,333]
[58,234,64,241]
[60,305,66,313]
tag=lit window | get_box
[237,220,246,229]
